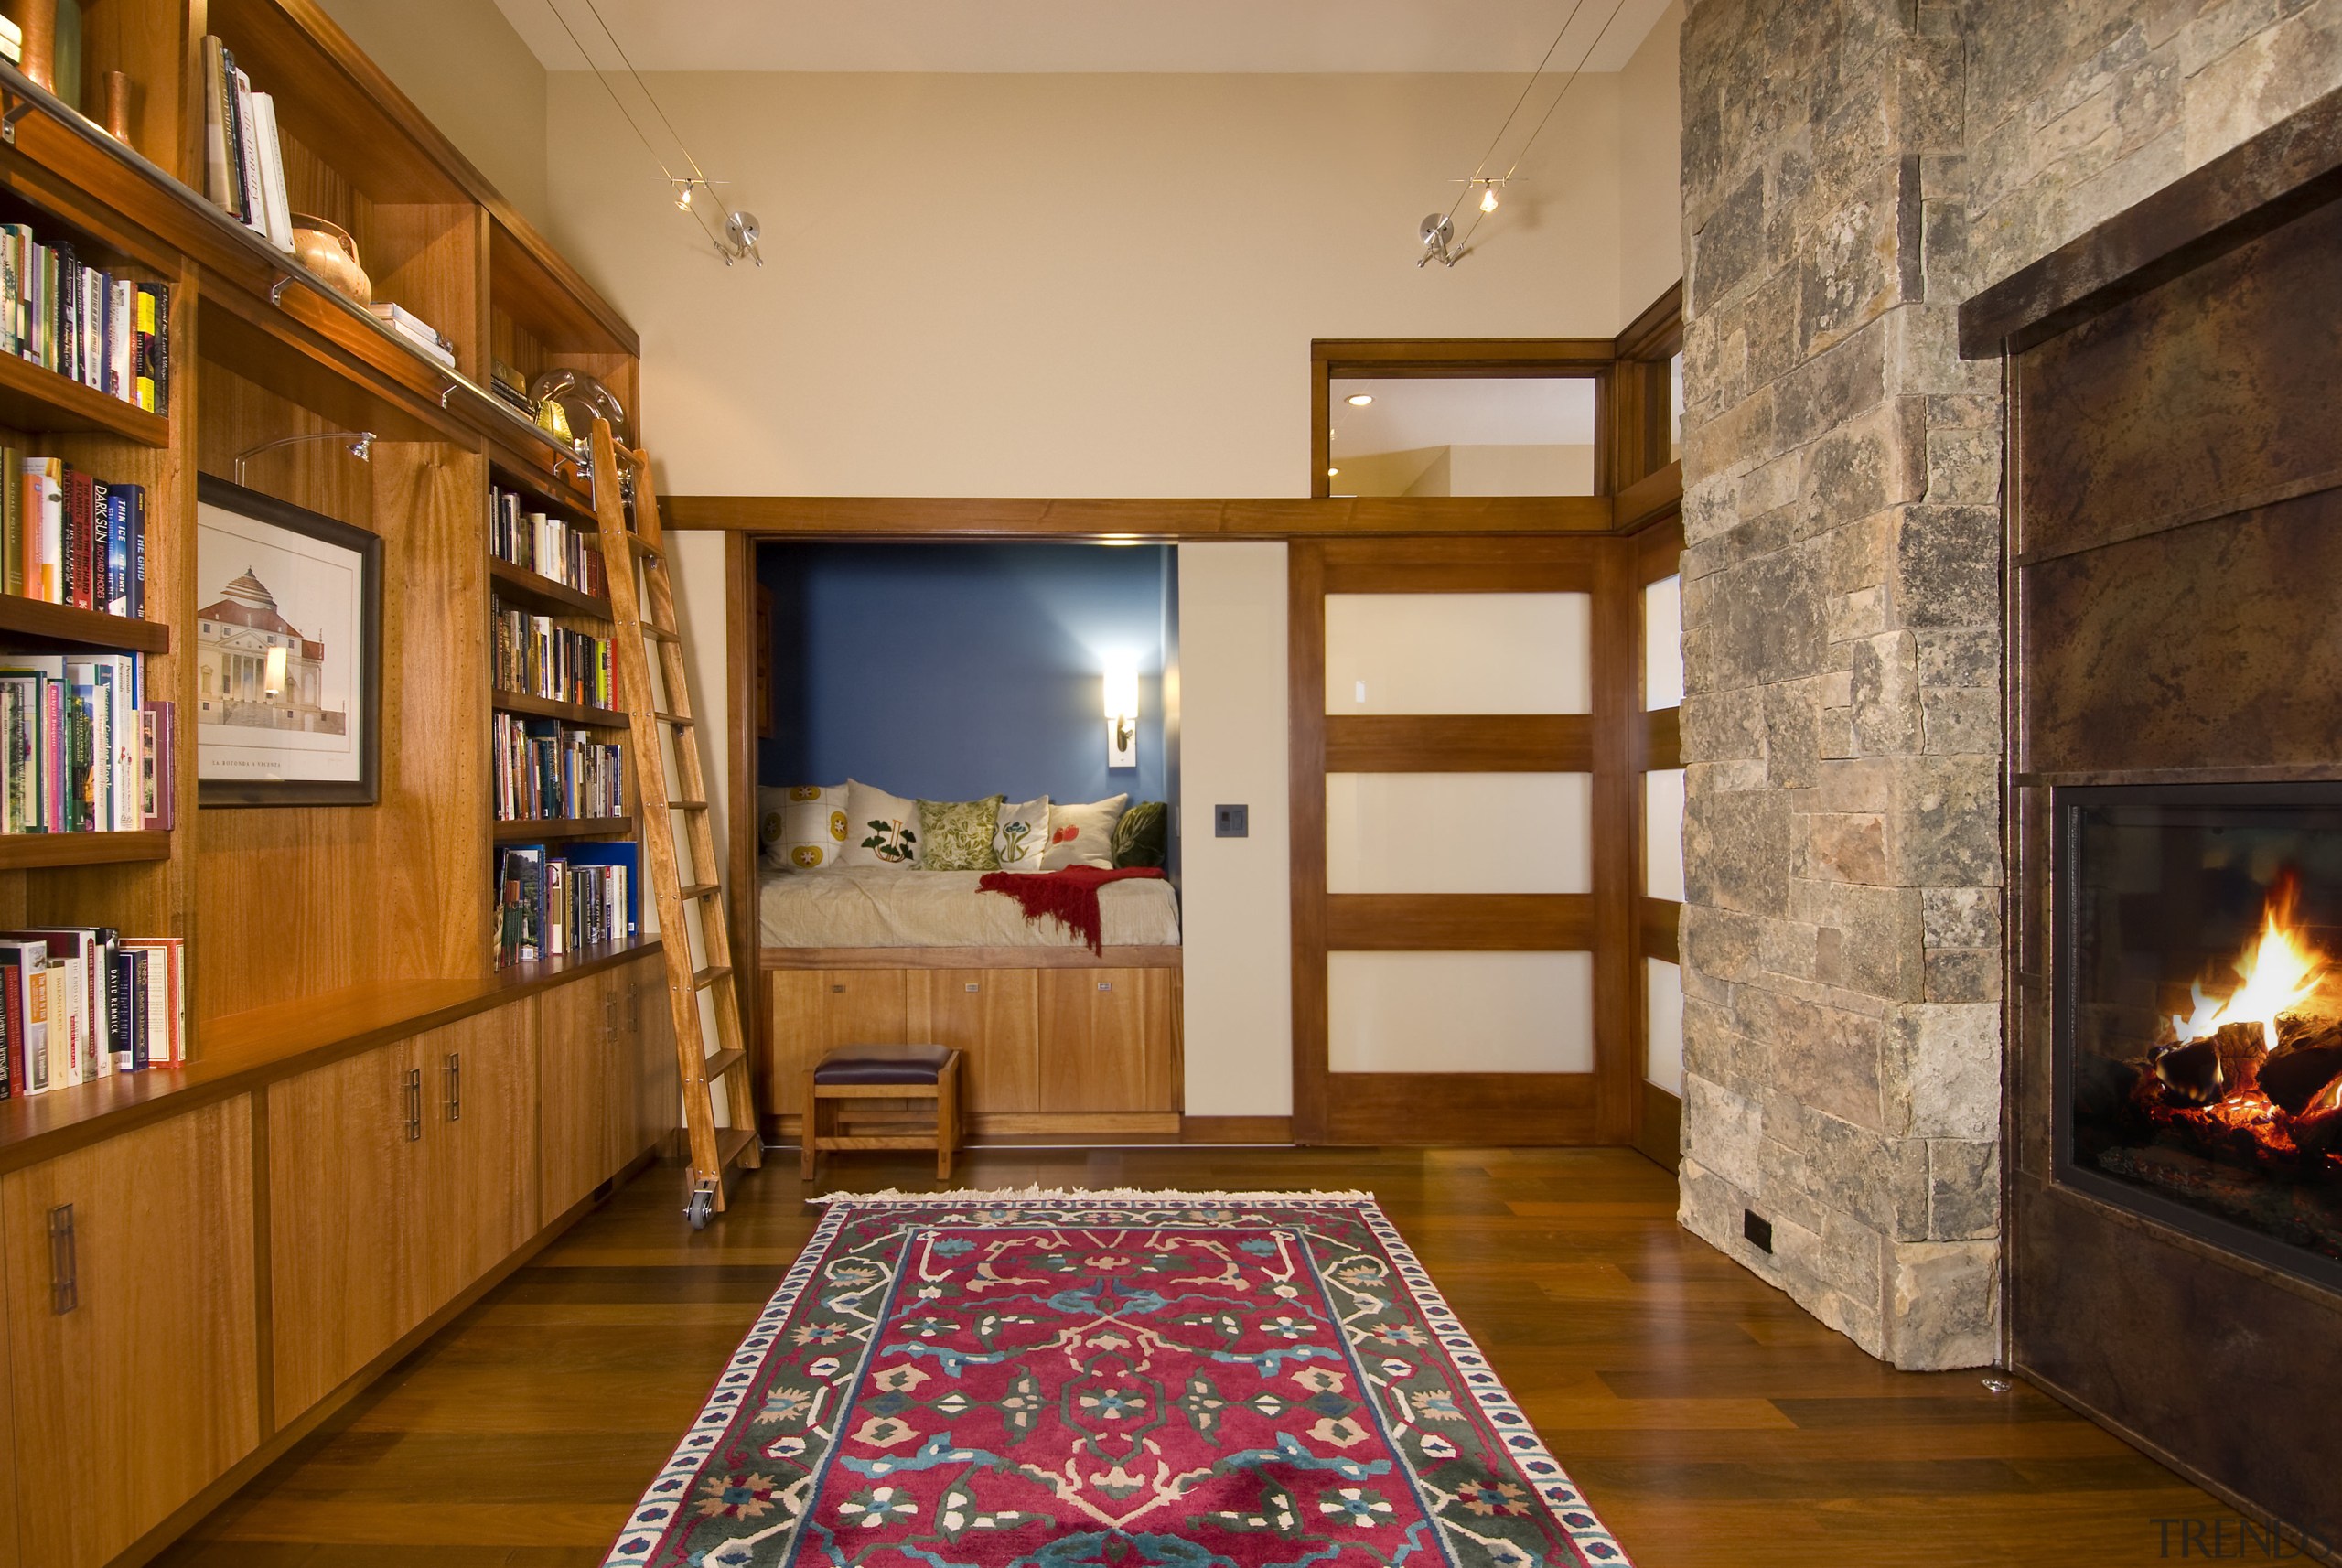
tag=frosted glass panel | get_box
[1326,593,1589,714]
[1646,957,1684,1094]
[1328,773,1589,893]
[1644,574,1682,710]
[1329,950,1594,1073]
[1644,768,1685,902]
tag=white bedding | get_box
[759,865,1181,949]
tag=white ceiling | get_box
[495,0,1676,74]
[1330,376,1596,456]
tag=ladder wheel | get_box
[685,1184,714,1230]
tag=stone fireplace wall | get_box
[1674,0,2342,1369]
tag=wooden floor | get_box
[154,1145,2248,1568]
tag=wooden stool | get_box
[800,1045,963,1181]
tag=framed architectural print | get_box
[194,476,382,805]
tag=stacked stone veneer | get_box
[1673,0,2342,1370]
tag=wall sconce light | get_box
[1103,662,1139,769]
[231,429,374,487]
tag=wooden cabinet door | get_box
[767,969,828,1127]
[1037,968,1179,1112]
[629,958,679,1161]
[916,970,1040,1112]
[822,969,911,1051]
[417,1006,540,1320]
[270,1038,430,1425]
[4,1097,260,1568]
[541,968,622,1219]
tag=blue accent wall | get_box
[757,542,1175,811]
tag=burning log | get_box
[2260,1044,2342,1117]
[2154,1037,2228,1105]
[2294,1105,2342,1160]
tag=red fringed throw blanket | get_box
[978,865,1165,954]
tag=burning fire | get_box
[2167,881,2328,1054]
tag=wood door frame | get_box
[1288,534,1643,1146]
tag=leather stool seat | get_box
[812,1044,959,1086]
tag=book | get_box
[231,68,269,242]
[140,700,173,831]
[566,842,640,936]
[250,93,295,253]
[0,942,50,1095]
[120,937,183,1066]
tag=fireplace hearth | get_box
[2058,787,2342,1290]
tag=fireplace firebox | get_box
[2057,784,2342,1294]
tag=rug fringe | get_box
[810,1185,1377,1205]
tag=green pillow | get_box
[1112,800,1168,869]
[918,796,1004,871]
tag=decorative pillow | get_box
[1112,800,1169,869]
[1041,793,1129,871]
[919,795,1005,871]
[766,782,850,872]
[994,795,1050,872]
[842,779,922,868]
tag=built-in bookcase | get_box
[0,0,642,1036]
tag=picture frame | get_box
[194,475,381,806]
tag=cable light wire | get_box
[1441,0,1589,232]
[1448,0,1633,257]
[537,0,734,253]
[575,0,718,189]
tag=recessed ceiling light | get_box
[1346,393,1374,407]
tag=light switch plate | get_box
[1214,804,1248,838]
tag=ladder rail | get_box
[588,421,760,1218]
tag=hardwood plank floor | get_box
[154,1147,2251,1568]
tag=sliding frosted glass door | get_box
[1291,538,1639,1145]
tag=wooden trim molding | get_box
[757,945,1184,970]
[1634,1081,1683,1172]
[1182,1115,1295,1144]
[1614,463,1683,533]
[1643,708,1682,770]
[1615,281,1685,363]
[1641,898,1682,964]
[661,495,1618,537]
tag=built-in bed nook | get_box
[750,542,1183,1142]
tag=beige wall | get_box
[1176,544,1291,1116]
[1617,3,1685,324]
[314,0,551,229]
[542,70,1632,497]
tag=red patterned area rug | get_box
[604,1189,1631,1567]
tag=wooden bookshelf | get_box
[489,556,608,618]
[0,352,173,446]
[491,815,633,843]
[492,690,628,728]
[0,596,173,653]
[0,829,170,869]
[0,16,652,1568]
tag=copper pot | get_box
[289,214,371,306]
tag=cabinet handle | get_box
[1098,981,1113,992]
[47,1203,76,1316]
[446,1051,462,1122]
[404,1067,424,1141]
[603,993,616,1043]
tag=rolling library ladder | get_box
[589,420,762,1225]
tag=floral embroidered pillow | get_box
[918,795,1005,872]
[994,795,1050,873]
[842,779,922,868]
[1041,793,1129,871]
[765,782,849,871]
